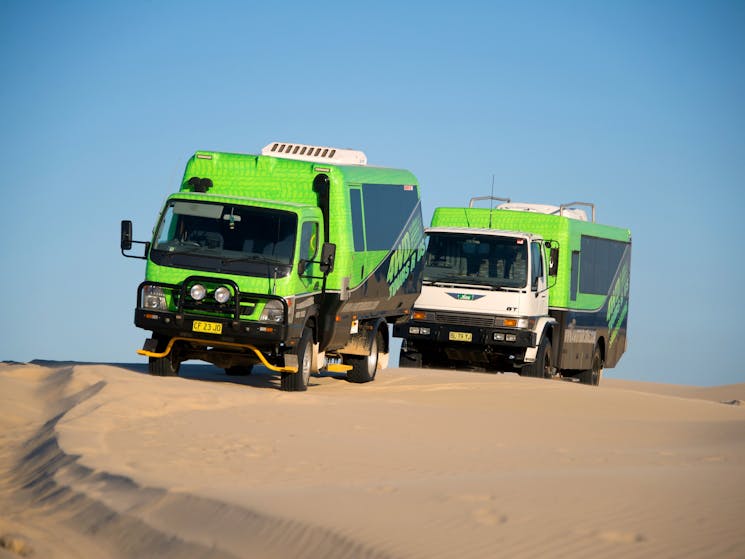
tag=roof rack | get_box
[476,198,596,222]
[469,196,511,208]
[261,142,367,166]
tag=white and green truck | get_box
[121,142,425,391]
[394,197,631,385]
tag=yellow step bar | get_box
[137,336,297,373]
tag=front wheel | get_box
[148,337,180,377]
[280,329,312,392]
[521,338,552,379]
[399,347,422,368]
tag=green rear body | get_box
[430,207,631,368]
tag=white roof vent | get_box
[261,142,367,165]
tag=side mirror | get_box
[320,242,336,275]
[121,220,133,251]
[549,247,559,276]
[298,259,308,275]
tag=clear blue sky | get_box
[1,1,743,386]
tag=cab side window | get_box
[530,241,543,290]
[300,221,319,261]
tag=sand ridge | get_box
[1,362,744,558]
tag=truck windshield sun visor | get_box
[423,233,529,290]
[150,201,297,277]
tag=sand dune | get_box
[1,362,744,559]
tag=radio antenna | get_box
[488,174,495,228]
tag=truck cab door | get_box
[531,241,549,309]
[298,220,321,288]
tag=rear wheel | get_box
[578,345,603,386]
[280,329,312,392]
[148,337,180,376]
[347,331,382,383]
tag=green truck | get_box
[394,197,631,385]
[121,142,425,391]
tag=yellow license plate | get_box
[192,320,223,334]
[449,331,472,342]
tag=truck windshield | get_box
[423,233,529,289]
[150,200,297,277]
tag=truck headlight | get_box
[214,286,231,304]
[190,284,206,301]
[501,317,535,329]
[142,285,167,310]
[259,300,284,322]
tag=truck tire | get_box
[347,331,381,383]
[578,345,603,386]
[225,365,253,376]
[399,347,423,368]
[148,337,180,376]
[281,329,312,392]
[521,338,552,379]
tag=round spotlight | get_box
[214,286,231,304]
[190,284,206,301]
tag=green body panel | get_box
[430,207,631,311]
[160,151,420,294]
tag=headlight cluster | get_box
[499,317,535,329]
[259,300,284,322]
[142,285,167,310]
[189,283,232,304]
[493,332,518,342]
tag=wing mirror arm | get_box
[120,220,149,260]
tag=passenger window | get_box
[570,251,580,300]
[530,242,543,290]
[350,189,365,251]
[300,222,319,261]
[579,236,628,295]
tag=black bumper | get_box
[393,320,535,349]
[135,308,288,347]
[135,278,290,349]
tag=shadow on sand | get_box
[26,359,347,391]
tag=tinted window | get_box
[361,183,418,251]
[579,236,628,296]
[530,241,543,290]
[570,251,580,301]
[150,200,297,276]
[350,189,365,251]
[300,221,318,261]
[424,233,528,289]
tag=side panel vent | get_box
[261,142,367,166]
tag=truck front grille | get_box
[433,312,496,327]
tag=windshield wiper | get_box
[424,276,521,291]
[220,254,287,266]
[156,244,205,258]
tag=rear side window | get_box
[350,189,365,251]
[570,251,580,300]
[579,236,628,295]
[361,184,419,251]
